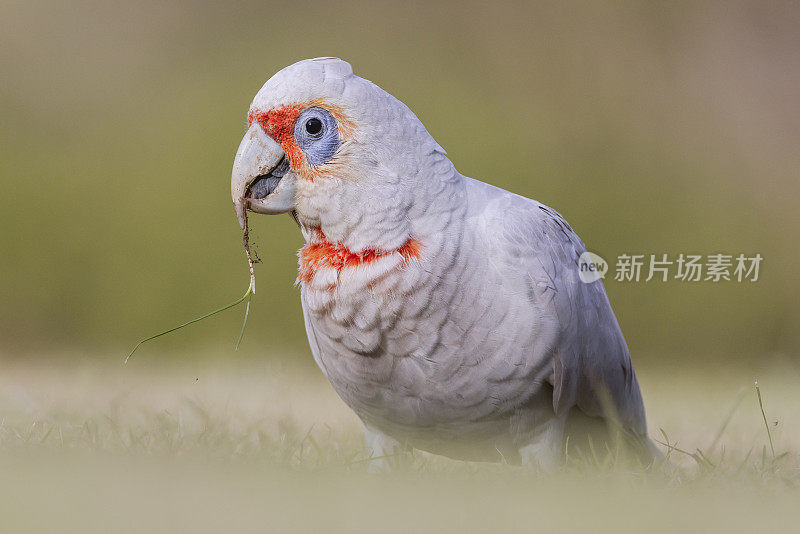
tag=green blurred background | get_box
[1,0,798,365]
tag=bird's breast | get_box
[299,221,554,442]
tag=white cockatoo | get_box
[231,58,656,469]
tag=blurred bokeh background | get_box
[1,0,798,365]
[2,3,799,531]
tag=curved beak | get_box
[231,123,297,230]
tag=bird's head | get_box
[231,57,453,254]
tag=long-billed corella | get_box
[231,57,659,470]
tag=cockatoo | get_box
[231,58,655,469]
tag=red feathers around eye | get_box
[247,100,354,176]
[248,105,305,166]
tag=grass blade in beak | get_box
[234,295,251,351]
[125,214,258,363]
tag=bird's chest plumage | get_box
[299,221,556,444]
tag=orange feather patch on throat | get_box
[298,230,421,285]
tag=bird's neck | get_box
[295,163,466,290]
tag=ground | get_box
[0,354,797,533]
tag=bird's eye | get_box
[305,118,323,136]
[294,107,340,166]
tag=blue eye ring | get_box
[294,107,340,166]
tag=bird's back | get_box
[463,177,647,435]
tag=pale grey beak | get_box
[231,123,297,230]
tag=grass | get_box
[0,355,798,533]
